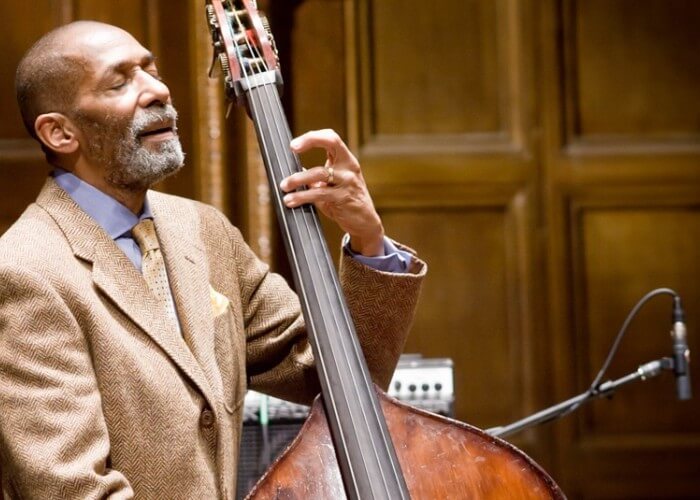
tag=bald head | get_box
[15,21,130,139]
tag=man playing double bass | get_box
[0,21,426,498]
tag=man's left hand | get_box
[280,129,385,257]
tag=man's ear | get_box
[34,113,79,155]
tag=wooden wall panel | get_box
[352,0,532,161]
[578,207,700,436]
[384,208,510,424]
[382,200,534,429]
[571,0,700,139]
[286,0,349,266]
[73,0,155,43]
[322,0,700,496]
[556,201,700,498]
[543,0,700,497]
[0,2,69,235]
[0,2,61,139]
[371,0,500,135]
[149,0,197,203]
[340,0,548,462]
[0,161,47,233]
[0,0,68,141]
[290,0,347,137]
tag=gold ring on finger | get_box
[324,166,335,185]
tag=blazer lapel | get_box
[149,193,226,403]
[36,179,215,406]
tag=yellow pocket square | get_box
[209,285,230,317]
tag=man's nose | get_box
[137,70,171,107]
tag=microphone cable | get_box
[561,287,681,418]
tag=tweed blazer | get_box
[0,179,426,499]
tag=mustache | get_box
[130,104,179,138]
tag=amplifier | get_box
[236,354,453,498]
[387,354,454,417]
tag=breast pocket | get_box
[213,309,246,414]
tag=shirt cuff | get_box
[342,234,412,273]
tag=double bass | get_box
[204,1,565,497]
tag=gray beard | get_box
[74,104,185,192]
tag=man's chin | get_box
[104,136,186,191]
[107,160,184,192]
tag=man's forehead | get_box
[67,25,151,73]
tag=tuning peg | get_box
[258,14,280,69]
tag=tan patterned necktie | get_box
[132,219,181,332]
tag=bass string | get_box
[229,7,363,418]
[246,69,381,495]
[228,6,402,495]
[252,86,403,492]
[254,86,408,495]
[251,88,404,495]
[225,5,365,488]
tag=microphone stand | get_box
[486,357,676,439]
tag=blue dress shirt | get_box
[52,169,411,273]
[53,169,152,272]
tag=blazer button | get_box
[200,408,215,428]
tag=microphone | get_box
[671,296,692,400]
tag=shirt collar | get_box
[52,168,153,239]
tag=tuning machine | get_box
[205,0,284,112]
[259,14,280,65]
[205,5,231,80]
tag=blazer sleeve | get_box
[0,267,133,499]
[214,210,426,405]
[338,242,426,389]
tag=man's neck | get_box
[67,165,147,214]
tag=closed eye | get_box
[110,80,127,90]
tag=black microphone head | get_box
[671,295,691,400]
[676,375,692,401]
[672,296,685,323]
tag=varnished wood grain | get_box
[569,0,700,140]
[541,0,700,497]
[248,391,564,499]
